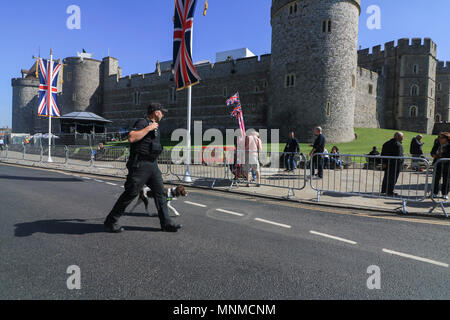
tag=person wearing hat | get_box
[433,132,450,199]
[104,103,182,233]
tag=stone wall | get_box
[354,67,384,128]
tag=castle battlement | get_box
[438,61,450,74]
[105,54,271,91]
[358,38,437,60]
[357,67,379,80]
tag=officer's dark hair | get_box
[147,103,162,115]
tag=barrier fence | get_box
[0,144,448,218]
[310,153,431,214]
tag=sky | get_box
[1,0,449,128]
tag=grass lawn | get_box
[104,128,438,156]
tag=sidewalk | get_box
[0,153,447,218]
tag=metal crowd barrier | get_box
[310,153,431,214]
[92,146,128,174]
[430,158,450,218]
[66,145,93,167]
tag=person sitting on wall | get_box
[329,146,343,169]
[365,146,381,169]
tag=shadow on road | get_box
[0,175,83,182]
[14,219,162,237]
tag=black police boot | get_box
[161,223,182,232]
[104,221,124,233]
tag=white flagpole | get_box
[48,49,53,163]
[183,21,194,183]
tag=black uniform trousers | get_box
[105,160,173,227]
[433,162,450,196]
[381,161,401,196]
[313,155,324,178]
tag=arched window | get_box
[326,102,331,117]
[409,105,418,118]
[351,75,356,88]
[410,84,419,96]
[413,64,419,74]
[437,82,442,91]
[322,20,331,33]
[435,114,442,123]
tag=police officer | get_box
[104,103,182,233]
[309,127,326,179]
[381,132,404,196]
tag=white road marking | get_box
[382,249,449,268]
[216,208,244,217]
[255,218,292,229]
[120,186,124,188]
[309,231,357,245]
[94,179,104,183]
[106,182,117,186]
[184,201,207,208]
[82,177,91,180]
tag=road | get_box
[0,162,449,299]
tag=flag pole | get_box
[183,86,192,182]
[48,48,53,163]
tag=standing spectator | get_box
[432,132,450,199]
[410,135,424,171]
[0,137,4,151]
[323,148,330,169]
[283,131,300,172]
[431,133,441,165]
[381,132,404,196]
[309,127,326,179]
[245,131,262,187]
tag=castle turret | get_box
[60,56,102,115]
[269,0,361,142]
[11,77,39,133]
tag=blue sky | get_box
[1,0,449,128]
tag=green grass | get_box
[105,128,438,156]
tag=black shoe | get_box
[104,221,124,233]
[161,224,182,232]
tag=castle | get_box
[11,0,450,143]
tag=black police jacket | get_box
[129,118,163,163]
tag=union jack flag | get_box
[173,0,201,91]
[226,92,240,106]
[37,58,61,117]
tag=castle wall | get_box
[269,0,361,143]
[60,57,103,115]
[436,61,450,122]
[102,55,271,136]
[358,38,438,134]
[11,78,39,134]
[354,67,384,128]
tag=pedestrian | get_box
[432,132,450,199]
[381,132,404,197]
[431,133,441,165]
[104,103,182,233]
[245,130,262,187]
[410,134,424,171]
[309,127,326,179]
[283,131,300,172]
[366,146,381,169]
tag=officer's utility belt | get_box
[136,154,158,162]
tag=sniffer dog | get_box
[130,185,188,217]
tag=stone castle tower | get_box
[269,0,361,142]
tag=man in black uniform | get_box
[381,132,404,196]
[309,127,326,179]
[104,103,182,233]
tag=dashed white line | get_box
[309,231,357,245]
[254,218,292,229]
[82,177,91,180]
[216,208,244,217]
[94,179,104,183]
[184,201,207,208]
[106,182,117,186]
[382,249,449,268]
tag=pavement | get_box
[1,162,449,299]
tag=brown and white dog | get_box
[130,185,188,217]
